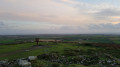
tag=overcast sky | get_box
[0,0,120,35]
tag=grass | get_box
[0,42,120,67]
[0,38,16,44]
[0,43,35,54]
[0,42,99,60]
[30,60,99,67]
[112,40,120,44]
[1,35,120,67]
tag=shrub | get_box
[83,43,93,46]
[31,60,46,67]
[63,49,80,56]
[51,62,61,67]
[37,52,60,61]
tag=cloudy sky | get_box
[0,0,120,35]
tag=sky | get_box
[0,0,120,35]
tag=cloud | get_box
[0,21,5,26]
[0,21,20,30]
[60,25,78,30]
[112,22,120,24]
[94,8,120,17]
[0,21,6,28]
[0,0,119,26]
[87,23,120,34]
[0,0,106,25]
[0,0,83,25]
[82,3,120,25]
[59,0,78,4]
[86,8,120,24]
[0,0,120,34]
[88,23,120,30]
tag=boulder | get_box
[0,60,9,67]
[18,59,31,67]
[28,56,37,61]
[0,60,8,67]
[0,60,8,64]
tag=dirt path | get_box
[0,45,49,57]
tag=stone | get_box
[0,60,8,67]
[18,59,31,67]
[24,50,30,52]
[0,60,8,64]
[28,56,37,61]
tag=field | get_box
[1,34,120,45]
[0,34,120,67]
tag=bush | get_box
[51,62,61,67]
[37,52,60,61]
[82,56,99,66]
[31,60,46,67]
[83,43,93,46]
[63,49,80,56]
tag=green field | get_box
[0,42,120,67]
[0,34,120,67]
[1,34,120,45]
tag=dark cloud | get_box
[60,26,75,30]
[95,9,120,16]
[0,21,6,28]
[0,21,5,25]
[87,8,120,23]
[89,23,120,30]
[0,12,30,21]
[93,8,120,20]
[0,21,18,29]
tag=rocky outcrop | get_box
[17,59,31,67]
[28,56,37,61]
[0,60,8,67]
[0,56,37,67]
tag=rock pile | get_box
[0,56,37,67]
[0,60,9,67]
[17,59,31,67]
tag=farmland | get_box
[0,34,120,67]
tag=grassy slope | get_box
[0,42,98,60]
[0,43,35,54]
[0,42,120,67]
[0,38,16,44]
